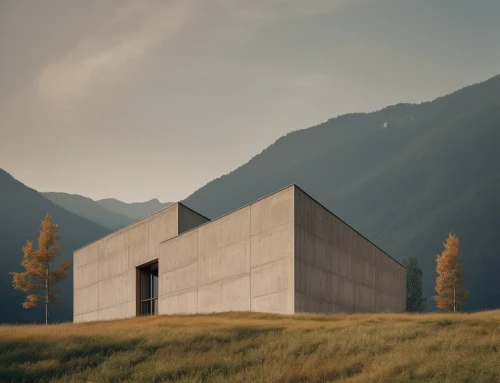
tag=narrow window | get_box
[138,262,158,315]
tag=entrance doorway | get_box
[137,261,158,315]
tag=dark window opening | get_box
[138,262,158,315]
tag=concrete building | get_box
[73,185,406,323]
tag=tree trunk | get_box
[45,263,49,325]
[453,287,456,313]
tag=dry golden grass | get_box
[1,311,499,383]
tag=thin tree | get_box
[433,232,468,312]
[402,257,426,312]
[11,213,70,325]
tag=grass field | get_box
[1,311,499,383]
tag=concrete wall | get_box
[74,184,405,322]
[158,186,295,315]
[73,203,209,323]
[294,187,406,314]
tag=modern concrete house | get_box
[73,185,406,323]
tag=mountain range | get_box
[95,198,173,221]
[181,74,500,311]
[1,74,498,322]
[0,170,110,323]
[0,177,171,323]
[42,192,172,230]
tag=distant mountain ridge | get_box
[42,193,173,230]
[96,198,173,221]
[182,74,500,311]
[43,192,134,230]
[2,172,172,323]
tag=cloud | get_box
[34,0,356,112]
[209,0,357,45]
[35,0,194,111]
[261,70,332,90]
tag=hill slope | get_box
[42,192,134,230]
[0,169,110,324]
[182,74,500,311]
[96,198,173,221]
[1,311,499,383]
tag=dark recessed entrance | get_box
[137,261,158,315]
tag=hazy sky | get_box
[1,0,498,203]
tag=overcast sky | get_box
[1,0,498,203]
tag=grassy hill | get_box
[1,311,499,383]
[182,74,500,311]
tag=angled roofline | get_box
[74,184,404,270]
[165,184,405,270]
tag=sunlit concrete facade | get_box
[73,185,406,323]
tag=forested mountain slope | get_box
[183,74,500,311]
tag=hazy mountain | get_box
[96,198,173,221]
[43,192,134,230]
[0,169,110,324]
[182,74,500,311]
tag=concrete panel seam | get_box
[74,278,99,290]
[93,299,136,314]
[74,203,179,253]
[166,185,295,242]
[74,283,99,293]
[79,309,99,317]
[197,236,250,259]
[98,269,135,311]
[251,287,290,300]
[250,257,291,273]
[160,286,199,298]
[165,221,251,254]
[294,185,404,269]
[328,270,405,299]
[295,257,331,275]
[295,227,405,273]
[196,271,251,290]
[250,254,293,275]
[347,278,405,299]
[294,227,340,250]
[162,260,197,274]
[250,219,294,239]
[293,260,404,303]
